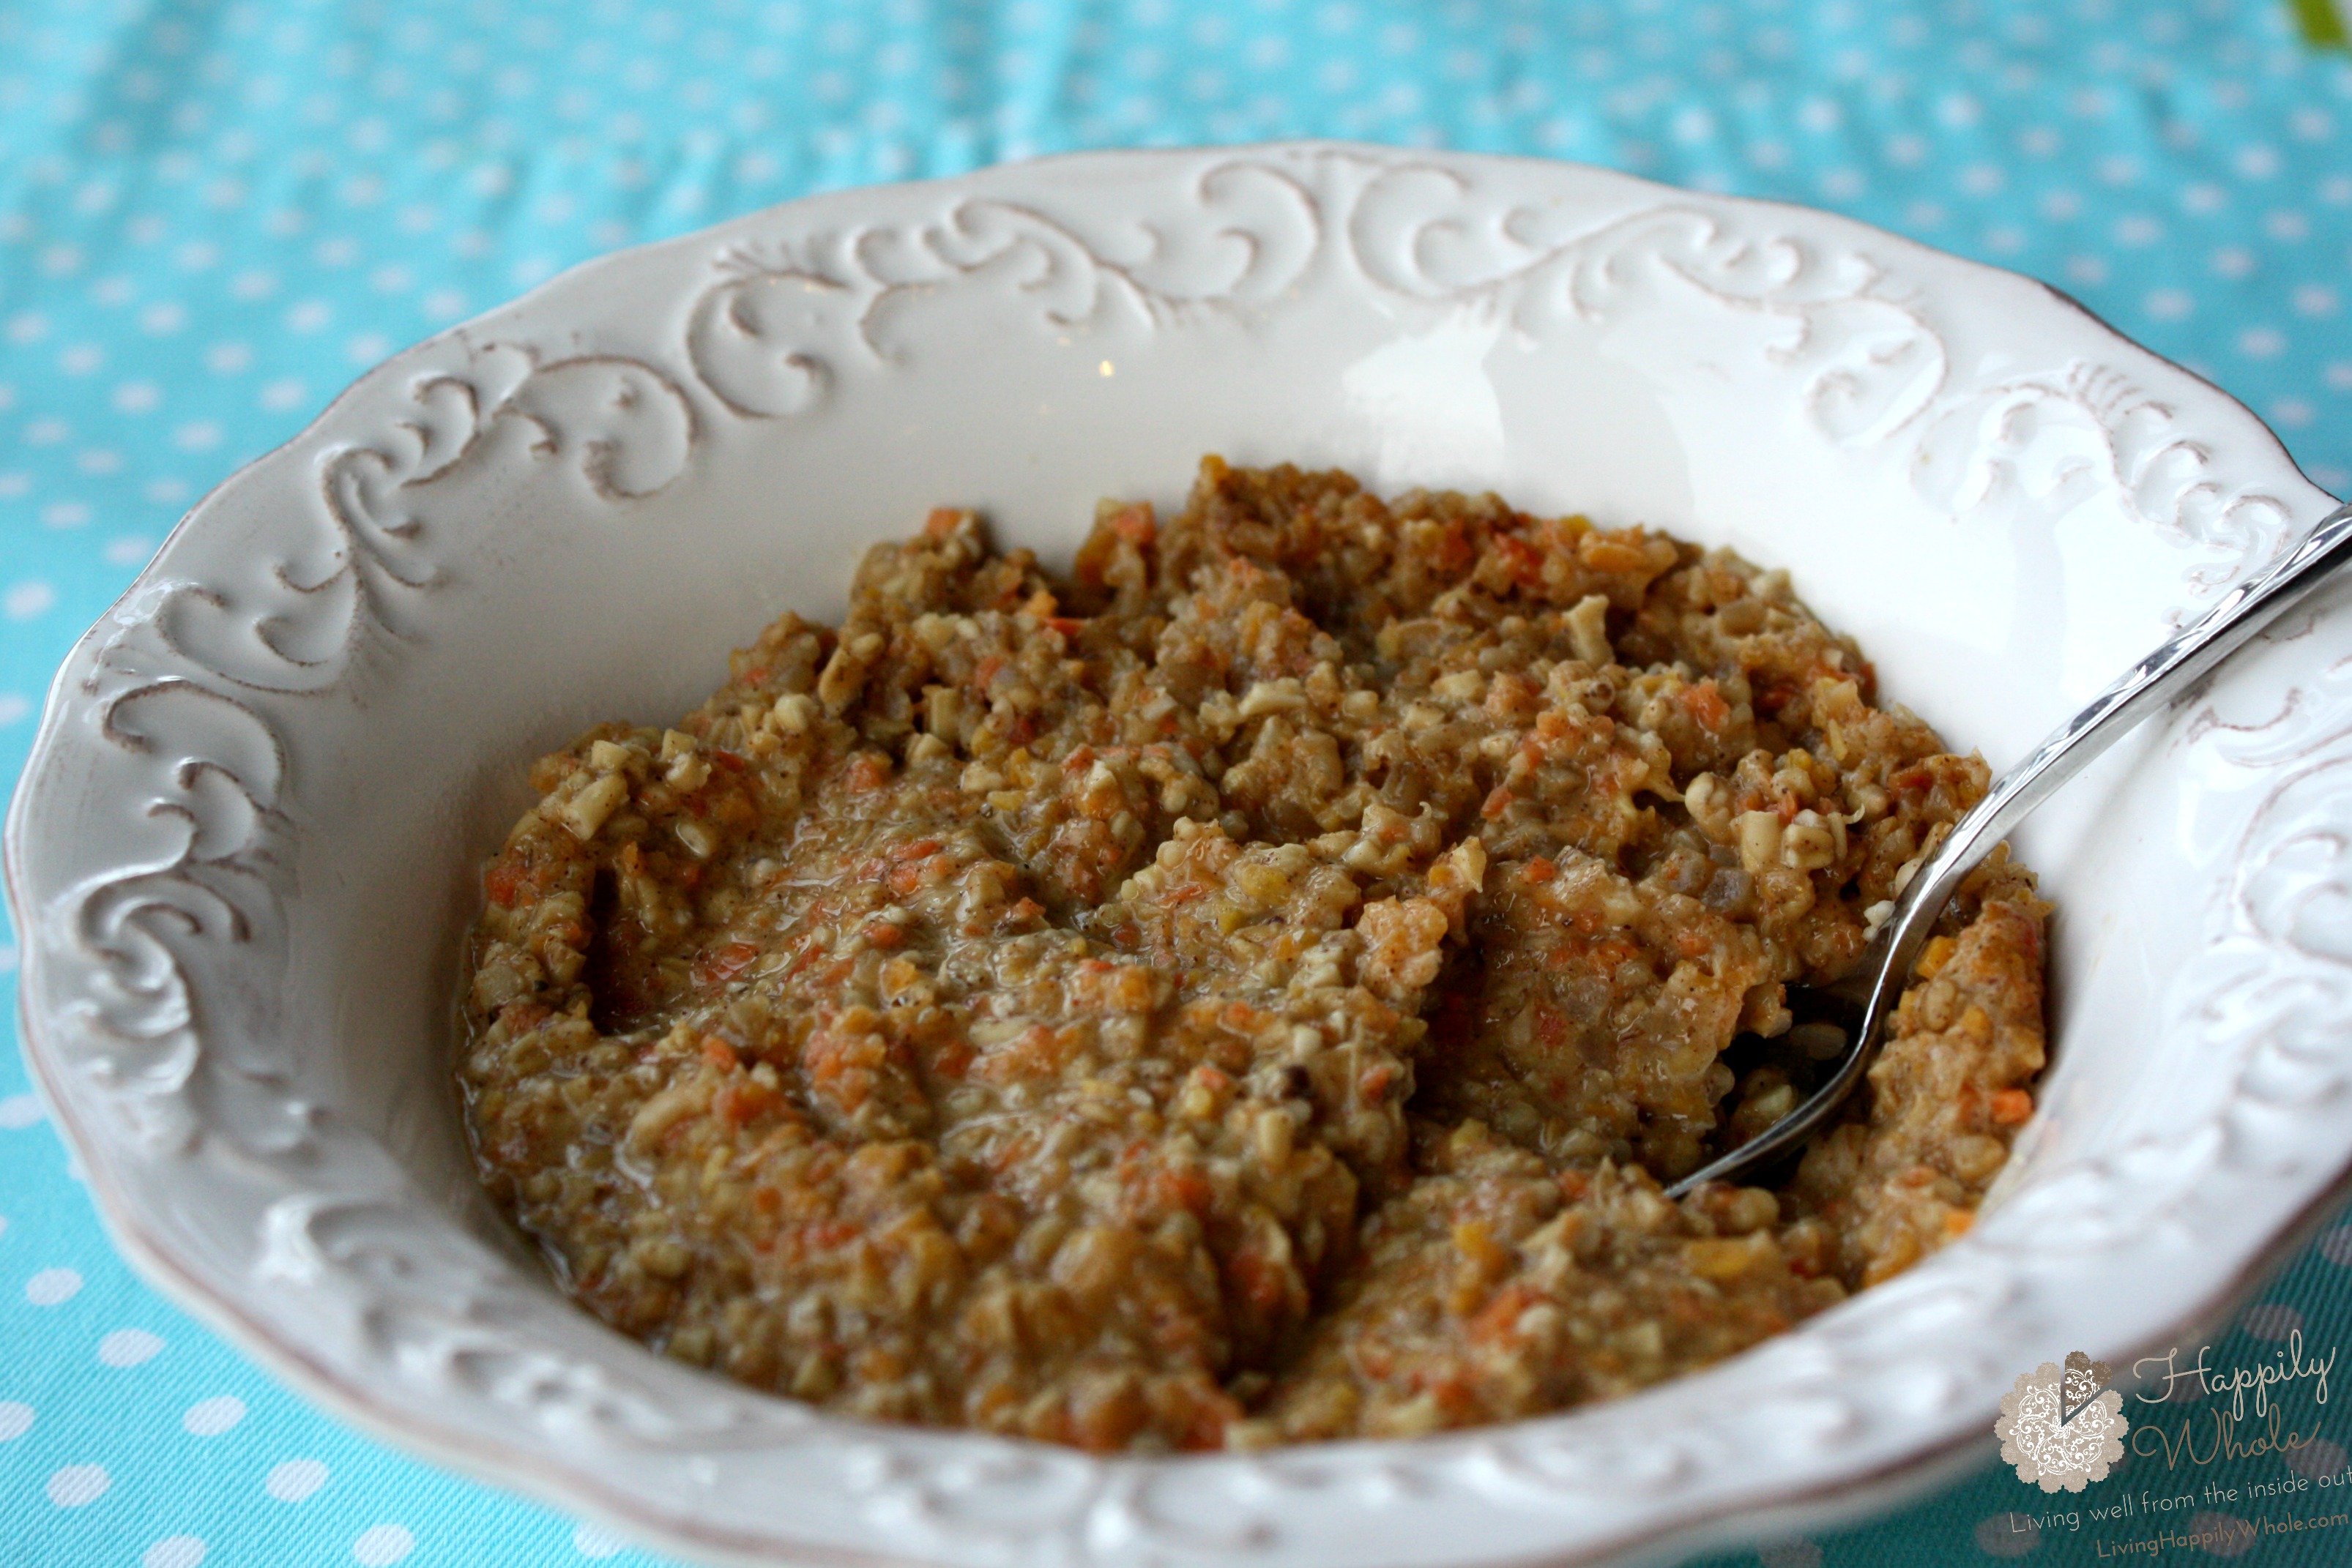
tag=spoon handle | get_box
[1667,497,2352,1199]
[1888,496,2352,988]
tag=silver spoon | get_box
[1665,499,2352,1201]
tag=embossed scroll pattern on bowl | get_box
[9,143,2347,1568]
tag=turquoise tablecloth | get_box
[5,3,2351,1565]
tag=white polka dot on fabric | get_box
[2188,1512,2254,1558]
[204,342,251,374]
[0,695,28,727]
[2290,1436,2350,1481]
[2014,123,2061,157]
[1976,1511,2039,1556]
[1671,106,1716,144]
[1795,97,1841,132]
[571,1521,625,1559]
[47,1464,111,1507]
[2295,285,2339,318]
[2241,1302,2303,1340]
[2210,246,2256,279]
[40,501,90,529]
[144,1537,206,1568]
[0,1091,42,1127]
[2266,210,2311,242]
[26,1267,83,1305]
[182,1395,245,1437]
[258,378,308,411]
[98,1328,166,1367]
[267,1458,330,1502]
[2274,399,2314,430]
[2238,327,2285,359]
[2146,288,2194,321]
[0,1402,33,1441]
[2330,365,2352,395]
[352,1523,415,1566]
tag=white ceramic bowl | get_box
[10,143,2351,1568]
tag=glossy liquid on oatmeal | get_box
[460,458,2047,1451]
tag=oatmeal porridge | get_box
[459,458,2048,1451]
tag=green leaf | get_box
[2291,0,2349,48]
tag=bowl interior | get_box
[310,180,2211,1231]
